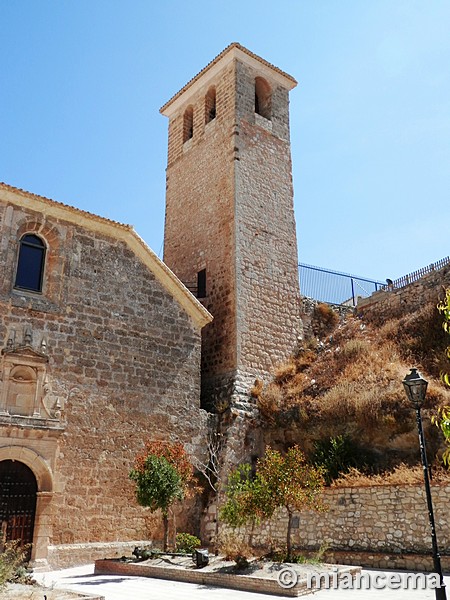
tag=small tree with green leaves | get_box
[220,464,273,528]
[129,441,195,551]
[220,446,326,562]
[257,446,326,561]
[438,289,450,387]
[435,290,450,465]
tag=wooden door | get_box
[0,460,37,549]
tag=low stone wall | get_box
[94,558,360,598]
[46,540,149,570]
[208,483,450,571]
[357,264,450,323]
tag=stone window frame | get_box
[14,233,47,294]
[11,218,63,307]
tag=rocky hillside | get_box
[252,300,450,474]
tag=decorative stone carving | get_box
[0,334,65,426]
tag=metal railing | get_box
[380,257,450,291]
[299,263,384,307]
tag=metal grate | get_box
[299,263,384,306]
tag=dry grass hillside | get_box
[252,301,450,478]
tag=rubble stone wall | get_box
[205,483,450,570]
[357,264,450,323]
[0,199,207,567]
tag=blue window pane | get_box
[15,238,45,292]
[22,234,44,247]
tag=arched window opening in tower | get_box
[255,77,272,120]
[205,87,216,123]
[14,234,46,293]
[183,106,194,142]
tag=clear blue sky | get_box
[1,1,449,282]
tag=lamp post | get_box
[402,368,447,600]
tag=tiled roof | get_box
[0,182,132,230]
[160,42,297,114]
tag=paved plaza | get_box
[34,564,450,600]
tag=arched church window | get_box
[255,77,272,120]
[183,106,194,143]
[14,234,46,292]
[205,87,216,123]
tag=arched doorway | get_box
[0,460,37,549]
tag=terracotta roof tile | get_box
[0,181,132,230]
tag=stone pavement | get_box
[34,564,450,600]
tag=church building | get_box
[0,43,301,568]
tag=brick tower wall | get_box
[233,60,302,396]
[163,47,302,410]
[163,63,239,409]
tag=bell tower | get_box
[161,43,302,410]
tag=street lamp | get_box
[403,368,447,600]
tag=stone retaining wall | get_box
[357,264,450,323]
[207,483,450,570]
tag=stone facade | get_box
[0,183,212,567]
[162,44,302,410]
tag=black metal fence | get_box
[299,263,384,307]
[380,256,450,291]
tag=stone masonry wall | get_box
[357,264,450,323]
[0,199,207,566]
[163,62,238,410]
[163,53,302,410]
[234,60,302,396]
[208,483,450,570]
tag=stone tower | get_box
[161,43,302,410]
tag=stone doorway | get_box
[0,459,37,551]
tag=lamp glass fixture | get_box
[402,368,428,408]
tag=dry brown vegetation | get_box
[257,301,450,475]
[332,463,450,487]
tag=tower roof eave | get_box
[160,43,297,118]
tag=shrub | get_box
[274,361,297,384]
[249,379,263,400]
[0,541,33,588]
[176,532,201,554]
[313,303,339,339]
[257,384,283,422]
[217,531,252,568]
[340,339,370,360]
[312,434,374,484]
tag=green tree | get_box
[219,464,273,528]
[220,446,326,561]
[257,446,326,560]
[129,441,195,551]
[438,288,450,386]
[435,289,450,465]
